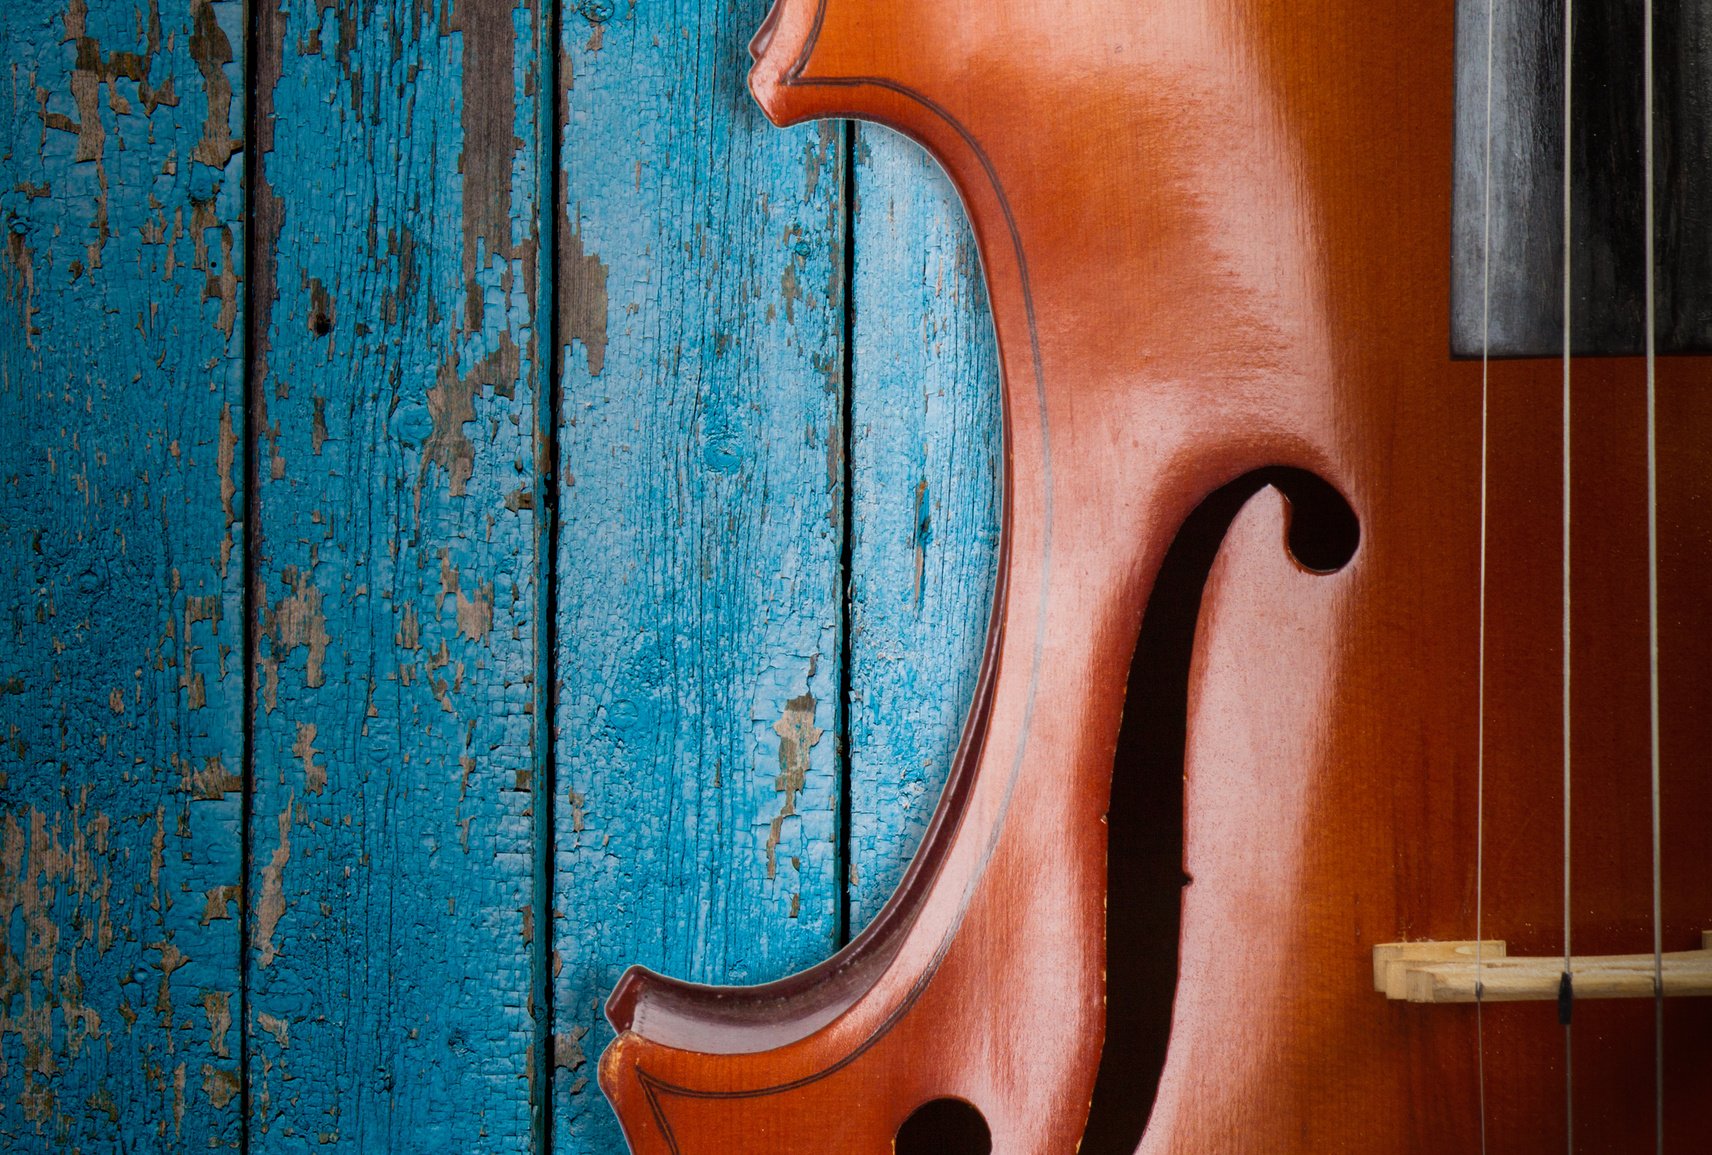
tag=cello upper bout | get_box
[599,1,1515,1152]
[746,0,972,132]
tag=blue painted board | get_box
[551,1,849,1147]
[0,7,1000,1149]
[845,127,1000,932]
[0,0,247,1148]
[246,2,546,1150]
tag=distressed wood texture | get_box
[550,1,852,1147]
[845,126,999,933]
[0,0,247,1149]
[0,2,997,1149]
[246,2,546,1151]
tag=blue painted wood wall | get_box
[0,2,997,1151]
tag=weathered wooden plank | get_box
[246,2,545,1150]
[845,127,1000,932]
[0,0,247,1148]
[551,2,848,1146]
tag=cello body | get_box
[599,1,1712,1150]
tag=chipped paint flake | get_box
[456,580,494,641]
[558,222,609,376]
[4,233,36,349]
[252,796,292,969]
[202,990,232,1057]
[765,694,822,880]
[291,721,326,795]
[255,1011,289,1048]
[201,1062,239,1108]
[185,754,241,800]
[200,884,240,925]
[421,338,522,508]
[188,0,238,166]
[262,568,331,701]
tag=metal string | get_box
[1475,0,1495,1149]
[1560,0,1575,1148]
[1642,0,1665,1147]
[1481,9,1663,1150]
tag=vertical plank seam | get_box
[238,1,261,1148]
[535,1,563,1148]
[836,121,858,947]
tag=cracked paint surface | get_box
[846,128,1000,931]
[0,0,247,1148]
[550,2,848,1147]
[246,1,545,1151]
[0,2,999,1152]
[767,693,823,881]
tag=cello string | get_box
[1475,0,1495,1147]
[1642,0,1664,1147]
[1560,0,1575,1148]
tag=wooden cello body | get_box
[599,0,1712,1150]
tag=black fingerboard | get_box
[1451,0,1712,357]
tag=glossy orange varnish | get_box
[600,2,1712,1150]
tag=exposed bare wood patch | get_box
[252,797,292,969]
[201,991,232,1057]
[556,219,609,376]
[766,693,823,880]
[451,0,518,332]
[187,0,237,167]
[261,568,331,701]
[290,722,326,795]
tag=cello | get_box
[599,0,1712,1150]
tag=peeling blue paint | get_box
[0,4,998,1152]
[549,2,848,1147]
[846,127,1000,933]
[245,2,544,1152]
[0,0,247,1149]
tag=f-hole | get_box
[1081,467,1358,1153]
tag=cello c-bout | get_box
[598,1,1712,1150]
